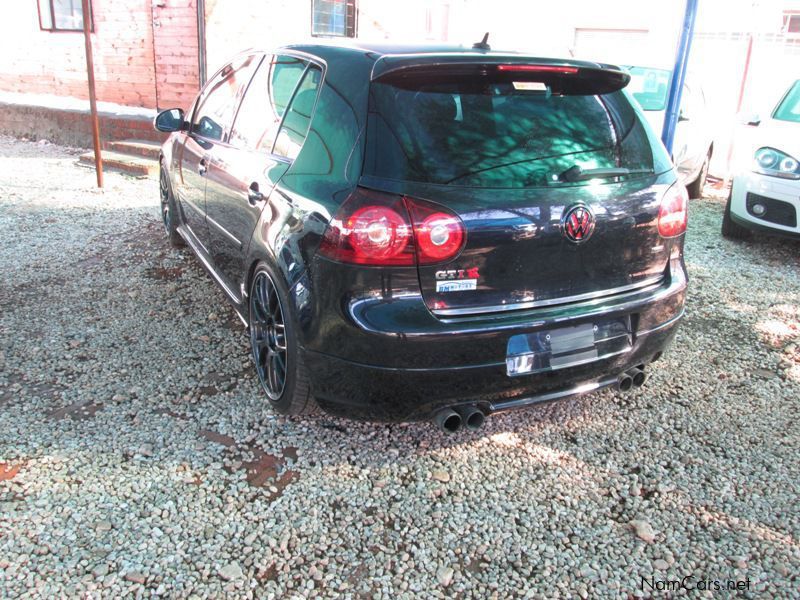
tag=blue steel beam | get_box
[661,0,699,155]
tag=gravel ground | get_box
[1,135,799,599]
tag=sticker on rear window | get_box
[436,279,477,293]
[512,81,547,91]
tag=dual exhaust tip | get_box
[617,366,647,392]
[434,366,648,433]
[433,405,485,434]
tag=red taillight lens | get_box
[318,188,466,266]
[346,205,412,263]
[319,189,414,265]
[405,199,465,264]
[658,182,689,238]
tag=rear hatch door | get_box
[363,58,674,315]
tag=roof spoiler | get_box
[372,57,630,95]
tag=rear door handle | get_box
[248,182,264,205]
[198,158,207,176]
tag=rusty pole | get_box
[81,0,103,188]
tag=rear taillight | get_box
[658,182,688,238]
[318,188,466,266]
[405,199,465,264]
[318,188,414,265]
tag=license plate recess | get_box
[506,317,632,376]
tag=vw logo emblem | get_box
[562,205,595,243]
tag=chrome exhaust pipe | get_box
[432,408,462,433]
[617,372,633,393]
[629,367,647,388]
[454,405,486,431]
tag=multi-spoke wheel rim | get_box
[249,272,287,400]
[159,167,171,233]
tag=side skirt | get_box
[177,225,248,327]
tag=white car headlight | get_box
[753,147,800,179]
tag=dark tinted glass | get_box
[274,65,323,159]
[365,78,661,188]
[230,56,272,151]
[269,56,308,121]
[192,55,258,142]
[230,55,309,152]
[773,80,800,124]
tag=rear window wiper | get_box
[557,165,653,183]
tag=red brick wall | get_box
[0,102,166,148]
[0,1,199,111]
[153,0,201,110]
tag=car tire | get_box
[721,190,751,240]
[159,160,185,248]
[687,150,710,200]
[249,263,318,416]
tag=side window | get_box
[230,55,307,153]
[192,55,258,142]
[273,65,323,160]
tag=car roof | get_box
[278,40,614,71]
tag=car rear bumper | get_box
[730,172,800,238]
[300,259,687,421]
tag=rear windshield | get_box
[364,75,664,188]
[773,80,800,123]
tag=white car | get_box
[724,79,800,240]
[626,66,714,199]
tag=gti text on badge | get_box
[435,267,479,293]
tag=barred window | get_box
[311,0,356,38]
[38,0,92,32]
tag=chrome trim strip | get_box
[177,225,241,306]
[432,276,664,317]
[347,269,686,337]
[206,214,242,248]
[637,308,685,336]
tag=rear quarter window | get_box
[274,65,323,160]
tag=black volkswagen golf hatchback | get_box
[154,42,688,431]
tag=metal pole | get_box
[81,0,103,188]
[197,0,207,86]
[661,0,699,155]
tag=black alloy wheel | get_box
[249,270,288,400]
[248,264,317,415]
[159,166,171,231]
[160,161,184,247]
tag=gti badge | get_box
[434,267,479,293]
[434,267,479,280]
[562,204,595,243]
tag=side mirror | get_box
[737,111,760,126]
[154,108,185,133]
